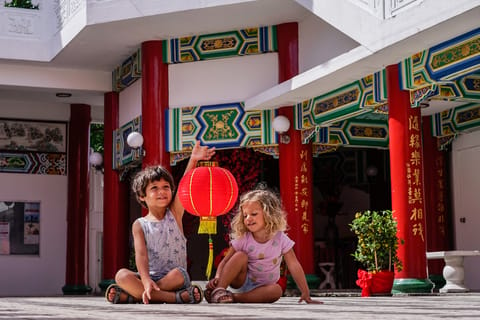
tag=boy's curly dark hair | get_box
[131,165,175,208]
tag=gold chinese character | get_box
[301,187,308,197]
[412,223,424,242]
[408,188,422,204]
[302,211,309,221]
[301,199,309,209]
[409,115,420,131]
[300,150,308,160]
[300,162,307,173]
[301,175,308,184]
[412,168,421,186]
[409,134,421,149]
[410,150,421,166]
[409,208,423,221]
[301,223,309,234]
[437,215,445,223]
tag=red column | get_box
[141,40,170,170]
[63,104,92,294]
[386,64,432,293]
[277,22,315,276]
[422,117,450,276]
[101,92,129,288]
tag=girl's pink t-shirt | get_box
[231,231,294,285]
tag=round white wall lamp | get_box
[272,115,290,134]
[89,152,103,167]
[127,132,144,148]
[272,115,291,144]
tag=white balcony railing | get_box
[350,0,424,19]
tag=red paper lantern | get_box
[178,161,238,217]
[177,161,238,280]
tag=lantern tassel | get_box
[205,235,214,280]
[198,216,217,234]
[198,216,217,280]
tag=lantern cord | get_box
[206,235,214,280]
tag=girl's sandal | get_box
[210,287,234,303]
[175,284,204,304]
[204,288,213,303]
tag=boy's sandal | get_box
[175,284,204,304]
[105,284,136,304]
[210,287,234,303]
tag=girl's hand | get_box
[206,278,219,290]
[298,294,324,304]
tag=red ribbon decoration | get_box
[356,269,373,297]
[356,269,395,297]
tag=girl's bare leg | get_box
[217,251,248,289]
[233,283,283,303]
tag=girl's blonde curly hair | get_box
[230,189,288,240]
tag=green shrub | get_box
[350,210,403,272]
[5,0,39,9]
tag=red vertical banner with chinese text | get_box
[422,117,450,275]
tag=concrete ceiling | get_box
[0,0,310,109]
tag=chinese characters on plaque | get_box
[294,150,310,234]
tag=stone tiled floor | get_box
[1,293,480,319]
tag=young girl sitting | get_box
[205,189,323,304]
[106,141,215,304]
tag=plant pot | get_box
[356,269,394,297]
[370,270,394,295]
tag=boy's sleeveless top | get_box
[137,209,187,279]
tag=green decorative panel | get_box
[345,121,389,147]
[459,73,480,100]
[163,26,277,63]
[166,103,277,153]
[112,48,141,92]
[0,152,66,175]
[431,103,480,137]
[295,75,384,131]
[113,116,142,169]
[401,28,480,91]
[453,103,480,131]
[426,27,480,81]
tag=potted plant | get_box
[349,210,403,296]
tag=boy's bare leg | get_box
[113,268,201,303]
[112,268,144,301]
[156,268,187,291]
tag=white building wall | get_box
[119,78,142,127]
[88,170,103,294]
[451,130,480,291]
[298,13,359,73]
[0,100,70,296]
[169,53,278,109]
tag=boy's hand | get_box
[191,140,215,162]
[142,279,160,304]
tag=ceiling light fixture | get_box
[56,92,72,98]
